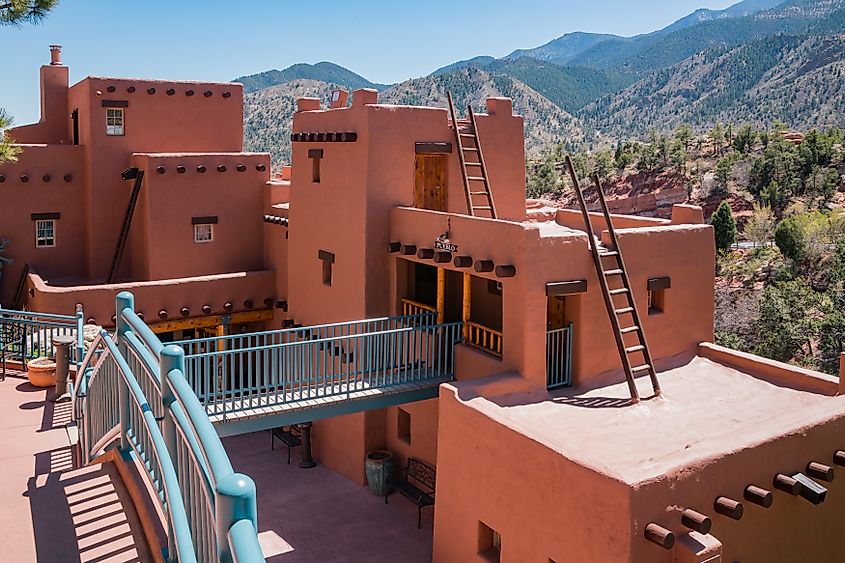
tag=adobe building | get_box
[5,46,845,562]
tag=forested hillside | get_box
[585,35,845,138]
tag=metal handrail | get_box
[73,292,264,563]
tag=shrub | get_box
[774,216,806,262]
[711,201,737,252]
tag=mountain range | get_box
[236,0,845,168]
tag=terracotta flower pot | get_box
[27,357,57,388]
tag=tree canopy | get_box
[0,0,58,25]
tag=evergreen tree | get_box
[0,0,57,25]
[0,109,20,164]
[711,201,737,252]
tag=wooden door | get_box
[547,296,566,331]
[414,154,447,211]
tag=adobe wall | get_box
[66,77,245,280]
[129,153,268,281]
[628,407,845,562]
[0,144,85,305]
[383,399,440,471]
[433,383,632,562]
[24,269,275,327]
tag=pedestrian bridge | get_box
[177,314,462,436]
[6,291,463,562]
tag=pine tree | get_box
[0,0,58,25]
[0,109,21,164]
[711,201,737,252]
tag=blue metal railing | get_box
[0,306,84,373]
[178,314,462,420]
[74,292,264,563]
[546,323,574,389]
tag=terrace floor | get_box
[224,431,433,563]
[0,370,152,563]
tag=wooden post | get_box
[436,268,446,324]
[714,497,743,520]
[807,462,834,482]
[462,272,471,341]
[744,485,773,508]
[681,509,712,534]
[773,473,802,496]
[644,523,674,550]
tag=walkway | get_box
[224,431,432,563]
[0,371,152,563]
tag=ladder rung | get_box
[625,345,645,354]
[459,133,476,138]
[614,307,634,315]
[474,206,493,210]
[463,148,478,152]
[470,191,488,195]
[604,269,623,276]
[599,251,619,257]
[609,288,629,296]
[467,176,486,181]
[465,161,482,166]
[620,326,640,334]
[632,364,652,373]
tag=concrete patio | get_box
[224,431,433,563]
[0,370,151,563]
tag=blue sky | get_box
[2,0,735,124]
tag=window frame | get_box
[35,219,56,248]
[106,107,125,136]
[193,223,214,244]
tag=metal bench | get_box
[271,425,302,464]
[385,457,436,528]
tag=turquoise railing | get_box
[0,305,84,371]
[178,313,462,420]
[74,292,264,563]
[546,323,574,389]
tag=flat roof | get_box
[448,356,845,485]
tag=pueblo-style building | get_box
[4,46,845,563]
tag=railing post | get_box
[75,303,85,371]
[216,473,258,563]
[159,344,184,561]
[115,292,134,452]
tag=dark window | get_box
[397,408,411,444]
[319,250,335,286]
[478,522,501,562]
[648,289,665,315]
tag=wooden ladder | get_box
[107,170,145,284]
[447,92,497,219]
[564,155,661,402]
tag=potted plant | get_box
[27,357,56,387]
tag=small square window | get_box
[194,223,214,243]
[35,219,55,248]
[397,408,411,445]
[106,108,124,136]
[648,289,665,315]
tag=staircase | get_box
[564,155,661,403]
[447,92,497,219]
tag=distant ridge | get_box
[234,62,387,93]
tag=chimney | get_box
[39,44,69,143]
[49,44,62,65]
